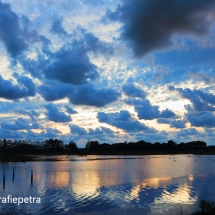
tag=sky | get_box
[0,0,215,147]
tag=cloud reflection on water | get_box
[0,156,215,215]
[127,177,172,202]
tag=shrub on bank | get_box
[191,200,215,215]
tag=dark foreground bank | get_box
[190,200,215,215]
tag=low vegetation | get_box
[191,200,215,215]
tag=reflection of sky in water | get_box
[0,155,215,214]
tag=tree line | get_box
[0,138,214,154]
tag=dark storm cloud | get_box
[126,99,176,120]
[177,128,198,137]
[69,84,120,107]
[97,110,149,132]
[157,118,186,128]
[1,118,40,130]
[187,112,215,127]
[204,128,215,137]
[122,83,146,99]
[44,104,71,123]
[39,82,74,101]
[51,17,68,36]
[39,26,112,85]
[88,127,116,139]
[13,73,36,96]
[106,0,215,56]
[174,87,215,111]
[70,124,87,135]
[134,102,158,119]
[88,127,114,136]
[69,125,116,141]
[8,12,111,85]
[159,109,176,118]
[0,75,36,100]
[20,55,47,79]
[0,3,103,85]
[39,82,119,107]
[170,120,186,129]
[157,118,185,128]
[64,105,77,114]
[20,15,51,48]
[43,42,98,85]
[81,29,113,55]
[0,1,27,57]
[0,2,50,58]
[126,99,159,119]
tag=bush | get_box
[191,200,215,215]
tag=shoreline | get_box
[1,151,215,162]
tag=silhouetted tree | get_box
[86,140,100,151]
[167,140,177,150]
[187,141,206,150]
[66,141,78,152]
[44,139,64,152]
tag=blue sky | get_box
[0,0,215,147]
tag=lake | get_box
[0,154,215,214]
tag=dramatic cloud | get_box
[70,124,88,135]
[70,124,115,138]
[0,1,27,57]
[157,118,186,129]
[187,112,215,127]
[177,128,198,137]
[65,105,77,114]
[81,29,113,55]
[69,84,120,107]
[50,17,68,36]
[0,1,50,59]
[1,118,40,130]
[88,127,114,136]
[170,120,186,129]
[173,87,215,111]
[106,0,215,56]
[98,110,149,132]
[43,44,98,85]
[126,99,176,120]
[39,82,74,101]
[45,104,71,123]
[39,82,119,107]
[159,109,176,118]
[122,83,146,99]
[0,75,36,100]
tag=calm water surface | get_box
[0,155,215,214]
